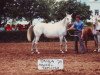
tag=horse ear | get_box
[71,14,72,16]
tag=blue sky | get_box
[79,0,100,2]
[80,0,100,3]
[78,0,100,12]
[56,0,100,10]
[80,0,88,3]
[56,0,100,15]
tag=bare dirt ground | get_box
[0,41,100,75]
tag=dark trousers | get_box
[74,31,86,53]
[94,34,98,50]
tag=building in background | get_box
[78,0,100,16]
[88,0,100,15]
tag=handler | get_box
[68,15,86,54]
[93,18,99,52]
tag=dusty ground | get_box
[0,41,100,75]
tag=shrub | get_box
[0,31,27,42]
[85,22,93,26]
[0,30,93,43]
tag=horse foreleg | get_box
[59,36,64,53]
[60,44,64,53]
[64,37,68,52]
[84,40,88,52]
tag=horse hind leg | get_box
[34,36,40,54]
[31,38,36,54]
[84,40,88,52]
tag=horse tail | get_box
[27,25,34,42]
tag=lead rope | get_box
[67,30,78,37]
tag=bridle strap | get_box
[67,30,78,37]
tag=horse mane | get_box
[53,17,66,26]
[59,17,67,26]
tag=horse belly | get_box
[43,28,66,38]
[44,32,59,38]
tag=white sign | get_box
[38,59,64,70]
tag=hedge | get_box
[0,30,93,43]
[0,31,27,42]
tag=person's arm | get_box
[68,25,74,30]
[68,22,75,30]
[81,28,84,38]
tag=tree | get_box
[52,0,92,21]
[0,0,92,22]
[51,1,67,21]
[0,0,6,16]
[2,0,55,22]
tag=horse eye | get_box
[67,18,69,20]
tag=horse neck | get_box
[58,17,67,27]
[52,17,68,28]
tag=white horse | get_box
[92,15,100,52]
[27,14,72,54]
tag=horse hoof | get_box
[31,49,34,52]
[61,52,64,54]
[37,52,40,54]
[93,49,97,52]
[31,51,35,54]
[65,50,68,52]
[60,50,64,54]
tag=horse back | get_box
[83,27,93,39]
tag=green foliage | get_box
[53,0,92,21]
[0,0,91,22]
[85,22,93,26]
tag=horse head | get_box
[64,13,72,27]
